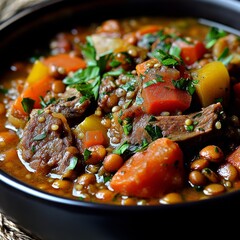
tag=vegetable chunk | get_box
[191,61,230,107]
[136,59,192,115]
[227,146,240,171]
[110,138,184,198]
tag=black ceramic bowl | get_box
[1,1,240,239]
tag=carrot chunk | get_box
[174,40,206,65]
[43,53,86,73]
[10,75,53,118]
[110,138,185,198]
[136,59,192,115]
[84,130,106,148]
[227,146,240,171]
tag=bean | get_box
[199,145,224,163]
[101,118,111,128]
[190,158,209,171]
[189,170,207,186]
[203,183,225,196]
[77,173,96,186]
[160,193,183,204]
[107,94,119,109]
[88,184,98,195]
[99,20,121,33]
[217,163,239,182]
[103,154,124,172]
[66,146,79,155]
[85,145,107,165]
[52,80,66,93]
[202,168,219,183]
[123,32,138,45]
[96,189,115,202]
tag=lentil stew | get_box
[0,16,240,206]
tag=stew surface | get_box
[0,17,240,205]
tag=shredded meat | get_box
[46,87,90,119]
[18,110,81,176]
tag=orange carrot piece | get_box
[83,130,106,148]
[227,146,240,171]
[136,25,162,38]
[174,40,206,65]
[136,59,192,115]
[110,138,184,198]
[43,53,86,73]
[11,76,53,117]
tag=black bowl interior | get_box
[1,0,240,68]
[1,0,240,239]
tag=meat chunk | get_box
[46,87,90,119]
[111,102,224,146]
[18,110,81,175]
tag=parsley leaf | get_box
[205,27,227,49]
[33,132,47,141]
[63,37,112,101]
[21,97,35,114]
[145,124,162,141]
[152,49,179,66]
[172,78,198,95]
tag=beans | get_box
[96,189,115,202]
[66,146,79,155]
[107,94,119,109]
[189,170,207,186]
[199,145,224,163]
[123,32,138,45]
[160,193,183,204]
[203,183,226,196]
[103,154,124,172]
[202,168,219,183]
[85,145,107,165]
[190,158,209,171]
[77,173,96,186]
[52,80,66,93]
[217,163,239,182]
[98,19,121,33]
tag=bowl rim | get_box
[1,0,240,212]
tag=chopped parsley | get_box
[143,75,164,88]
[205,27,227,49]
[33,132,47,141]
[63,36,111,101]
[145,124,163,141]
[122,117,133,135]
[172,78,198,95]
[152,49,179,66]
[21,97,35,114]
[83,149,92,161]
[66,156,78,171]
[217,47,233,66]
